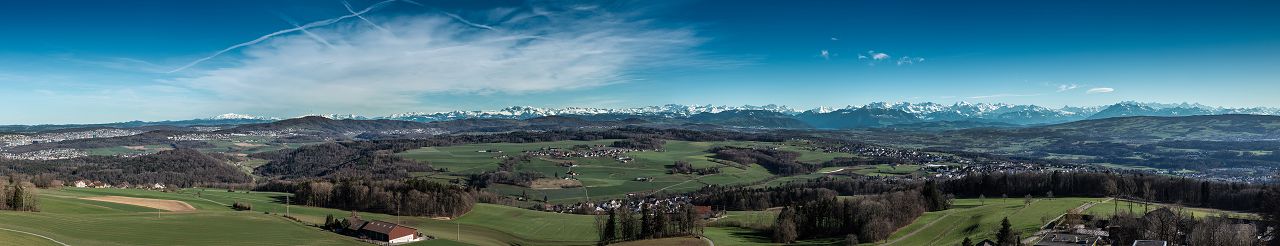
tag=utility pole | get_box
[286,195,290,217]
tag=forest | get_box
[0,148,251,187]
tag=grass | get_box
[0,189,364,246]
[1083,199,1259,219]
[877,197,1102,246]
[610,237,708,246]
[0,228,62,246]
[399,140,852,203]
[1,188,608,246]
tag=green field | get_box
[400,140,855,202]
[1082,199,1258,219]
[877,197,1102,246]
[0,228,62,246]
[0,188,615,246]
[697,198,1096,245]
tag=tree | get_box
[772,207,798,243]
[640,204,653,239]
[962,237,973,246]
[996,217,1015,246]
[324,214,336,230]
[619,206,639,240]
[1024,194,1033,207]
[599,208,618,244]
[979,194,986,206]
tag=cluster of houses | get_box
[523,146,636,163]
[72,180,166,190]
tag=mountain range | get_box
[6,102,1280,133]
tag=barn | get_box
[345,216,423,244]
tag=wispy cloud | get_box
[896,56,924,66]
[820,50,830,60]
[1056,84,1079,92]
[856,50,923,66]
[1086,87,1115,94]
[169,3,713,114]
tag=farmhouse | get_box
[73,180,90,188]
[345,216,424,244]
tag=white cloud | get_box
[170,5,710,114]
[1056,84,1079,92]
[871,52,890,60]
[820,50,830,60]
[1086,87,1115,94]
[896,56,924,66]
[830,37,838,41]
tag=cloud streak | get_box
[166,0,399,73]
[1086,87,1115,94]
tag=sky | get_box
[1,0,1278,124]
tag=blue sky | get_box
[1,0,1278,124]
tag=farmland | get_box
[877,197,1102,246]
[0,187,610,246]
[400,140,857,202]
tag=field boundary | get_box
[0,227,70,246]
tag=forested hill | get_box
[1032,114,1280,142]
[223,116,433,134]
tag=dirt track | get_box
[81,196,197,212]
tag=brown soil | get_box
[81,196,197,212]
[528,178,584,189]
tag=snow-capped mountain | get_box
[199,102,1279,129]
[209,113,276,120]
[381,104,801,122]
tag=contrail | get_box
[280,15,337,49]
[167,0,397,73]
[343,0,391,33]
[441,11,495,30]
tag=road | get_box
[1021,197,1113,245]
[0,227,70,246]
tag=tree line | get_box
[709,146,814,175]
[941,171,1264,211]
[596,202,704,245]
[771,187,944,244]
[0,148,251,188]
[0,175,39,212]
[273,179,490,218]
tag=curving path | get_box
[0,227,70,246]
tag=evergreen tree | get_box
[324,214,336,230]
[996,217,1015,246]
[601,208,618,243]
[640,204,653,239]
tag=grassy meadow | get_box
[399,140,857,202]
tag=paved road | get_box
[0,227,70,246]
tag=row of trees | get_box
[285,179,482,218]
[597,203,704,245]
[687,176,918,210]
[1107,208,1257,246]
[0,176,39,211]
[709,146,814,175]
[941,171,1265,211]
[771,190,935,243]
[667,161,720,175]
